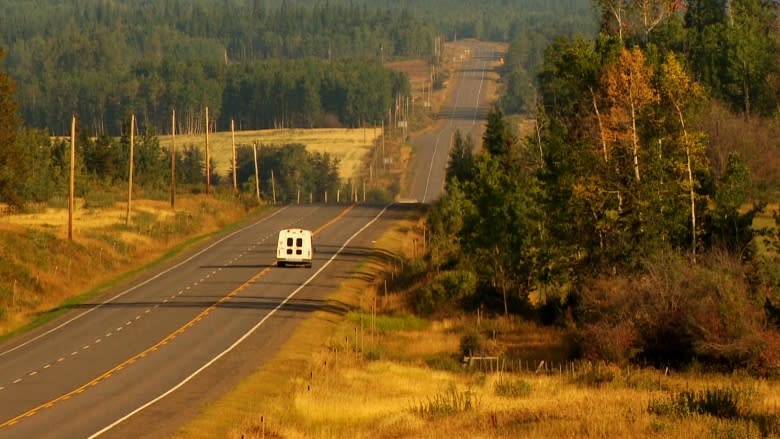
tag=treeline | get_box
[127,58,406,135]
[3,124,340,208]
[500,0,780,117]
[424,0,780,374]
[0,0,428,134]
[9,53,407,136]
[0,0,596,135]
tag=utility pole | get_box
[231,119,237,193]
[68,115,76,241]
[271,169,276,204]
[381,120,385,171]
[205,106,211,195]
[171,108,176,209]
[253,142,260,202]
[126,114,135,226]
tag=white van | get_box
[276,228,313,268]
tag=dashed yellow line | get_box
[0,204,356,429]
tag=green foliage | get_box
[346,311,428,333]
[571,363,619,387]
[232,143,340,203]
[686,0,779,116]
[411,270,477,316]
[424,354,465,372]
[482,107,516,158]
[493,376,533,398]
[0,1,427,134]
[14,128,59,203]
[707,153,764,254]
[648,385,756,420]
[82,188,121,209]
[365,187,394,204]
[0,47,20,207]
[445,130,475,187]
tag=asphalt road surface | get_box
[0,40,498,439]
[0,204,406,438]
[405,40,500,203]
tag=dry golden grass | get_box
[2,199,174,240]
[159,128,381,181]
[0,195,252,337]
[176,203,780,439]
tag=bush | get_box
[411,269,476,316]
[366,187,393,204]
[460,330,483,357]
[425,354,464,372]
[576,250,780,373]
[412,386,479,418]
[494,376,532,398]
[648,385,755,419]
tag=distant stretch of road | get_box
[0,204,407,438]
[405,40,500,203]
[0,40,498,439]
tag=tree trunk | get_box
[590,87,608,162]
[673,100,697,262]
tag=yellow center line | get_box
[0,204,357,429]
[313,204,355,236]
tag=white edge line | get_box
[89,204,390,438]
[0,206,292,358]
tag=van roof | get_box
[279,228,311,234]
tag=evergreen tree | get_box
[482,106,516,159]
[445,130,475,186]
[0,48,21,207]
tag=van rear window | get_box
[287,237,293,247]
[296,238,303,247]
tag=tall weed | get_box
[412,385,479,418]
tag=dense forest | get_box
[425,0,780,373]
[0,0,595,135]
[0,0,596,208]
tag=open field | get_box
[159,128,381,181]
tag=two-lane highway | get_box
[406,41,501,203]
[0,204,402,438]
[0,39,501,439]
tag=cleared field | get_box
[159,127,382,181]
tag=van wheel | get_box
[306,263,312,268]
[278,261,285,268]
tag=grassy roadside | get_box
[171,206,428,438]
[175,206,780,439]
[0,195,267,339]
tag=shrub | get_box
[648,385,755,419]
[576,250,780,373]
[494,376,532,398]
[411,269,476,316]
[366,187,393,204]
[460,330,483,357]
[577,322,639,365]
[412,386,479,418]
[425,354,464,372]
[571,362,619,387]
